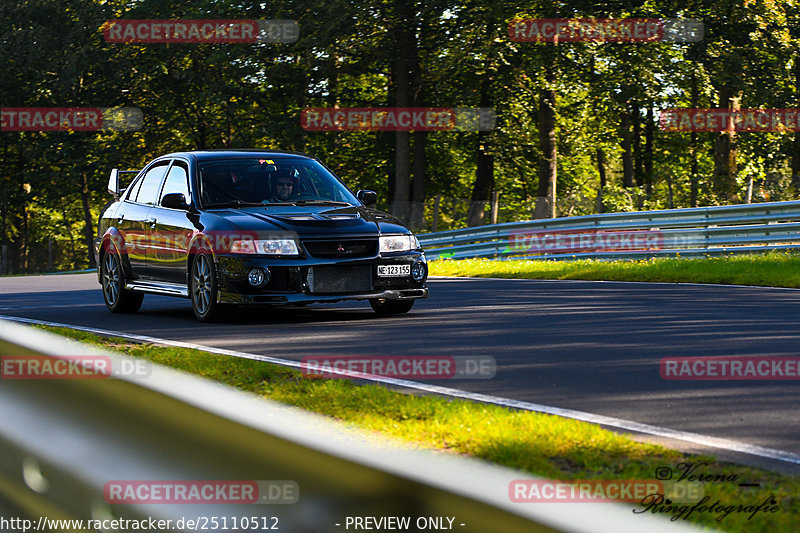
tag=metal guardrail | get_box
[0,320,703,532]
[418,200,800,261]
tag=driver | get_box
[269,173,296,202]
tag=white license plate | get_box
[377,264,410,277]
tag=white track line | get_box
[430,275,800,291]
[3,313,800,466]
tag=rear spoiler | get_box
[107,168,141,198]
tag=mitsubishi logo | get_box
[337,243,351,254]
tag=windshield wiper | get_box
[264,200,353,207]
[292,200,353,206]
[204,200,268,209]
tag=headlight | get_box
[379,234,419,253]
[230,239,299,256]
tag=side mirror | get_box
[357,190,378,206]
[107,169,120,196]
[161,192,189,210]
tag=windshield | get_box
[199,158,359,208]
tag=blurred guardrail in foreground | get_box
[0,320,703,532]
[418,200,800,261]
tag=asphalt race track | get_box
[2,272,799,466]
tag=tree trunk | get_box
[632,99,644,187]
[620,109,635,188]
[690,69,700,207]
[712,85,741,203]
[596,148,606,213]
[792,56,800,194]
[390,0,414,222]
[644,104,654,197]
[534,62,557,219]
[409,17,426,231]
[467,79,494,226]
[467,130,494,226]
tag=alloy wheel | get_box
[102,252,120,306]
[192,254,212,315]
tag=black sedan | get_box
[95,150,428,321]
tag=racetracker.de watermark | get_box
[1,355,151,379]
[508,18,703,43]
[300,107,496,132]
[1,107,142,132]
[104,480,298,504]
[509,479,704,503]
[660,356,800,380]
[102,19,298,43]
[301,355,496,380]
[101,230,301,257]
[659,108,800,132]
[505,229,663,255]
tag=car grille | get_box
[303,239,377,259]
[307,265,372,294]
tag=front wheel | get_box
[101,250,144,313]
[191,251,222,322]
[369,298,415,315]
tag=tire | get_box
[190,250,222,322]
[369,298,415,315]
[101,249,144,313]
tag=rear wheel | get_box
[101,250,144,313]
[191,251,222,322]
[369,298,415,315]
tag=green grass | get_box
[429,251,800,288]
[37,325,800,532]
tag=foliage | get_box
[2,0,800,272]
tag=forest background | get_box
[2,0,799,273]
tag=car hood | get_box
[209,205,410,238]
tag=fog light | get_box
[411,261,426,281]
[248,268,269,286]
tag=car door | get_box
[114,174,149,280]
[148,159,195,284]
[114,162,163,279]
[124,160,170,280]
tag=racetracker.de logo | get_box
[1,355,151,379]
[1,107,143,132]
[505,229,663,255]
[510,480,662,503]
[104,480,298,504]
[101,230,300,257]
[659,108,800,133]
[301,355,496,380]
[509,479,704,504]
[102,19,298,43]
[508,18,703,43]
[660,356,800,380]
[300,107,496,132]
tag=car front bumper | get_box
[213,250,428,306]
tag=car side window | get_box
[159,161,189,206]
[135,161,170,205]
[125,174,144,201]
